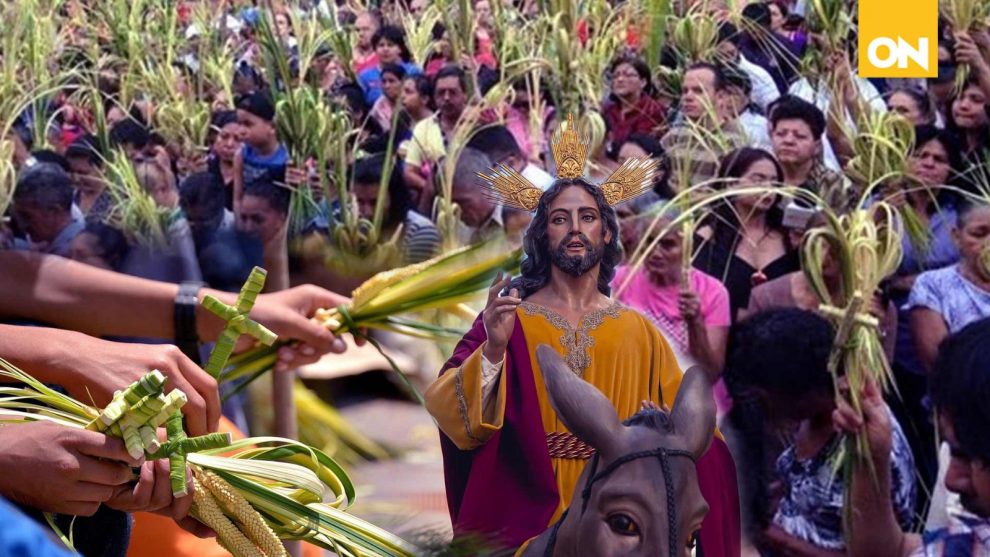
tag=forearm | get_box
[0,252,230,342]
[848,457,914,557]
[825,113,855,167]
[0,325,78,385]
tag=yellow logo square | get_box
[858,0,938,78]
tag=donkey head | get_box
[533,344,716,557]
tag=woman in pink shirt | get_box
[613,211,731,402]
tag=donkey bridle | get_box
[542,447,697,557]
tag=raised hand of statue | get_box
[482,272,521,362]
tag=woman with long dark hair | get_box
[694,147,799,321]
[945,77,990,165]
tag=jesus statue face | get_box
[546,185,612,277]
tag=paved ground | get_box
[338,398,451,542]
[296,341,452,556]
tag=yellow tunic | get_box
[425,300,683,523]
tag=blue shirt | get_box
[358,62,421,105]
[242,143,288,186]
[907,264,990,334]
[0,497,75,557]
[773,409,916,551]
[894,208,960,375]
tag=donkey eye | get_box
[606,513,640,536]
[687,530,700,549]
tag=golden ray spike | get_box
[476,164,543,212]
[551,113,590,180]
[599,158,660,206]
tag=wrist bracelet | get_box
[174,281,204,363]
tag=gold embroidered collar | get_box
[520,301,625,375]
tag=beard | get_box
[551,233,604,277]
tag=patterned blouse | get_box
[918,511,990,557]
[773,409,917,551]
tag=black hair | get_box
[947,76,990,122]
[13,162,74,212]
[434,65,469,94]
[65,134,104,167]
[405,73,433,101]
[507,179,623,298]
[243,180,290,215]
[233,63,265,91]
[723,63,753,95]
[616,133,673,198]
[430,21,447,42]
[350,153,411,226]
[211,110,239,130]
[931,317,990,464]
[742,2,772,29]
[109,119,151,150]
[609,55,657,97]
[29,150,70,172]
[371,25,412,62]
[466,125,522,162]
[380,62,407,82]
[955,198,990,227]
[913,124,965,185]
[337,8,357,27]
[708,147,788,250]
[236,91,276,122]
[888,87,935,123]
[767,0,789,17]
[79,221,129,271]
[769,95,826,138]
[717,21,740,47]
[207,110,240,146]
[724,308,835,534]
[179,172,226,225]
[335,82,371,121]
[725,308,835,399]
[104,101,148,127]
[685,61,727,91]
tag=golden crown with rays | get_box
[476,113,659,212]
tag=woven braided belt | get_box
[546,432,596,460]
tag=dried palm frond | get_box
[102,149,173,248]
[221,244,521,397]
[0,359,418,557]
[940,0,990,91]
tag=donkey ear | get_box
[536,344,623,457]
[670,366,716,458]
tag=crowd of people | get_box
[2,0,990,555]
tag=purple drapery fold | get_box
[438,315,559,549]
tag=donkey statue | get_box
[518,344,717,557]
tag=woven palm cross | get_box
[202,266,278,380]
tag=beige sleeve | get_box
[424,342,507,450]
